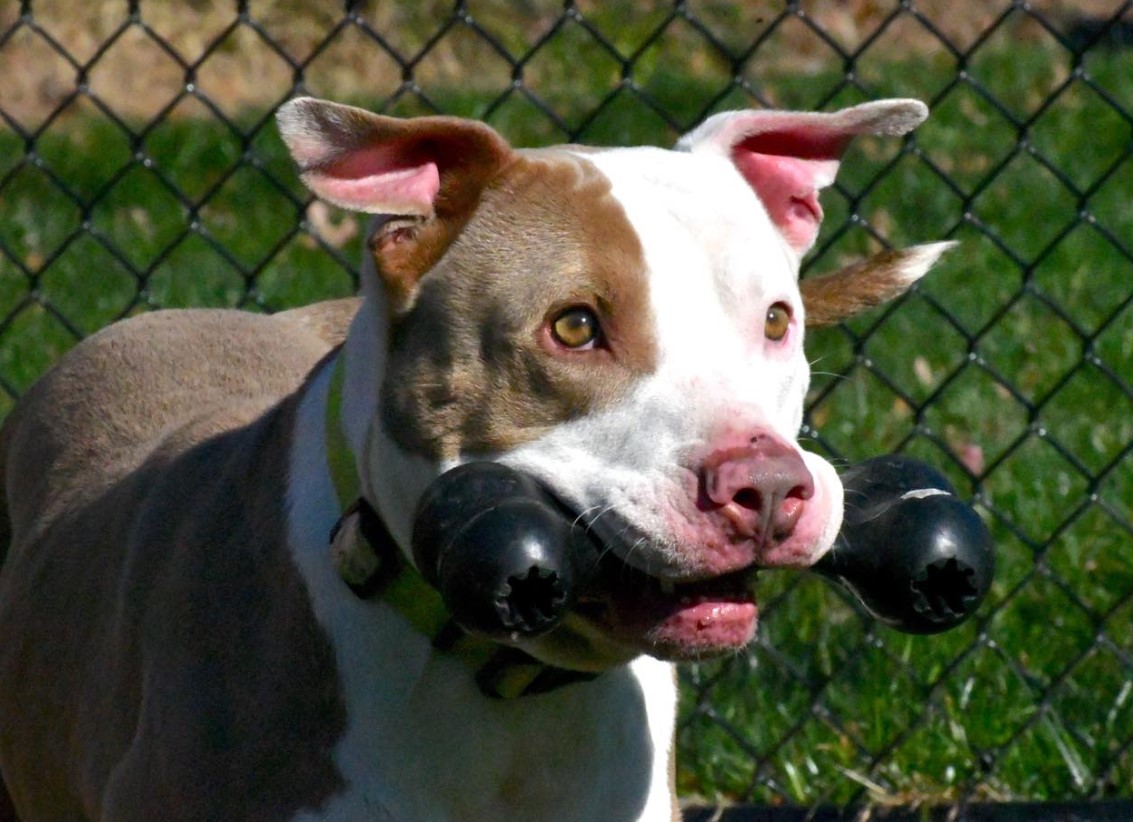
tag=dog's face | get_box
[278,98,949,667]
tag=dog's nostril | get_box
[787,483,814,502]
[732,488,762,510]
[772,497,806,538]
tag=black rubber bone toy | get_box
[813,454,993,634]
[413,455,994,640]
[412,463,599,640]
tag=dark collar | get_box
[323,354,597,699]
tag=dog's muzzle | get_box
[411,455,995,643]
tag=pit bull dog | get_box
[0,96,951,820]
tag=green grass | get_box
[1,33,1131,810]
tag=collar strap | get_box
[323,354,597,699]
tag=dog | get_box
[0,96,951,820]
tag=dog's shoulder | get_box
[275,297,360,348]
[1,306,338,541]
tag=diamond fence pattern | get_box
[1,0,1132,814]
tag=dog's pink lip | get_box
[647,600,758,657]
[576,563,760,660]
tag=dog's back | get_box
[0,299,358,819]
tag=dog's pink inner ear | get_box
[277,97,513,220]
[730,129,848,255]
[305,144,441,216]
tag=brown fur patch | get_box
[381,149,656,460]
[801,247,925,327]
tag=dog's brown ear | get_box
[801,242,955,327]
[676,100,928,258]
[277,97,513,309]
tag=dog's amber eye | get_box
[551,307,600,349]
[765,302,791,341]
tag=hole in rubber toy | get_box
[910,557,979,622]
[498,566,567,634]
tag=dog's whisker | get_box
[578,503,617,533]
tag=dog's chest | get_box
[303,658,674,821]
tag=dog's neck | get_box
[324,324,602,699]
[336,276,434,553]
[337,275,383,489]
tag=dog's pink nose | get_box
[700,434,815,543]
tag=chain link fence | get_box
[2,0,1132,816]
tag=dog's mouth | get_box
[506,491,762,661]
[572,549,759,661]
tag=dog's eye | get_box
[551,307,601,349]
[765,302,791,341]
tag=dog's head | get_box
[278,98,951,668]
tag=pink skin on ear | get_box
[676,101,932,256]
[730,129,848,255]
[301,145,441,216]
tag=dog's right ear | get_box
[277,97,513,309]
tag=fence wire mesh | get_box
[1,0,1132,814]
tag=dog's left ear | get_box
[676,99,927,257]
[277,97,513,309]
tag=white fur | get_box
[893,241,958,286]
[674,100,930,154]
[340,274,435,552]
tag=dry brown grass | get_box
[0,0,1124,126]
